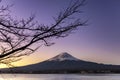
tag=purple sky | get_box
[1,0,120,67]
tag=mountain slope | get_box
[1,52,120,73]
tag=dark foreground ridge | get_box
[1,52,120,74]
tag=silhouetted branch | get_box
[0,0,87,64]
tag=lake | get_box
[0,74,120,80]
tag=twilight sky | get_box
[1,0,120,67]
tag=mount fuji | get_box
[1,52,120,73]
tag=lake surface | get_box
[0,74,120,80]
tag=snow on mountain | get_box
[48,52,79,61]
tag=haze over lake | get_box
[0,74,120,80]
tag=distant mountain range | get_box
[1,52,120,73]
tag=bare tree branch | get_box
[0,0,87,64]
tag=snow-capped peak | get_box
[48,52,79,61]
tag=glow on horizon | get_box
[1,43,119,68]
